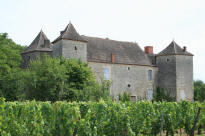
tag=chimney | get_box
[183,46,187,52]
[144,46,153,54]
[111,53,115,63]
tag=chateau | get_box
[22,23,194,101]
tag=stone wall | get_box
[156,55,177,98]
[52,40,62,58]
[88,61,158,100]
[175,55,193,101]
[156,55,193,101]
[22,51,52,68]
[52,39,87,62]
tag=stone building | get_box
[22,23,194,101]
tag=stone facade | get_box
[88,62,158,100]
[53,39,87,62]
[22,23,194,101]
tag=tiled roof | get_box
[82,36,152,66]
[22,30,52,54]
[158,41,193,56]
[52,22,87,43]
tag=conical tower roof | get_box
[22,30,52,54]
[52,22,87,43]
[158,41,193,56]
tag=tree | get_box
[0,33,111,101]
[0,33,26,100]
[194,80,205,102]
[24,56,111,102]
[0,33,26,73]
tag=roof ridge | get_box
[173,40,177,53]
[82,35,138,45]
[37,31,43,49]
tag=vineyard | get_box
[0,98,205,136]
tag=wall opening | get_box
[130,96,136,101]
[75,46,77,50]
[128,84,131,88]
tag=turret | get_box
[52,22,87,62]
[156,41,193,101]
[21,30,52,68]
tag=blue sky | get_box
[1,0,205,81]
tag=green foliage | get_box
[119,91,131,102]
[23,56,111,102]
[194,80,205,102]
[153,87,175,102]
[0,33,111,101]
[0,33,26,100]
[0,101,205,136]
[0,33,26,74]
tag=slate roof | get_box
[158,41,193,56]
[82,36,152,66]
[22,30,52,54]
[52,22,87,43]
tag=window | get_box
[130,96,136,101]
[128,67,130,70]
[104,67,110,80]
[166,58,170,62]
[147,89,153,100]
[148,70,152,81]
[75,46,77,50]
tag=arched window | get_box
[148,70,152,81]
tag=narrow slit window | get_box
[75,46,77,50]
